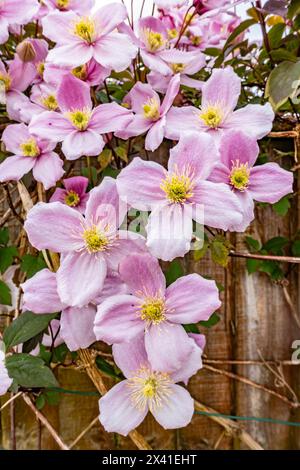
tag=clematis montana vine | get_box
[116,74,180,152]
[50,176,89,214]
[117,132,242,260]
[99,337,196,435]
[0,0,39,44]
[0,349,12,396]
[0,122,64,189]
[24,177,146,307]
[208,130,294,231]
[42,3,137,70]
[165,67,274,142]
[94,253,220,373]
[29,74,133,160]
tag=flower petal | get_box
[112,337,149,379]
[93,32,137,72]
[60,304,97,351]
[93,3,127,36]
[202,66,241,114]
[165,106,199,140]
[47,42,94,67]
[225,103,274,140]
[151,384,194,429]
[0,360,13,395]
[57,74,92,112]
[145,116,166,151]
[29,111,74,141]
[105,231,147,272]
[218,130,259,168]
[0,155,35,182]
[62,130,104,160]
[2,123,30,153]
[125,81,160,114]
[32,152,65,190]
[249,162,293,204]
[21,269,64,314]
[160,74,180,115]
[89,102,133,133]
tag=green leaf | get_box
[0,227,9,246]
[101,166,120,179]
[98,148,112,171]
[246,258,262,274]
[245,236,261,252]
[5,354,58,388]
[0,280,12,306]
[273,195,291,216]
[96,357,122,380]
[265,60,300,109]
[270,48,297,63]
[288,0,300,19]
[193,241,209,261]
[292,239,300,256]
[211,239,230,267]
[183,323,199,334]
[115,146,128,163]
[20,253,47,278]
[223,19,257,52]
[0,246,18,273]
[165,259,184,286]
[262,236,289,254]
[268,23,286,49]
[199,313,220,328]
[3,311,57,350]
[36,394,46,410]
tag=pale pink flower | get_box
[50,176,89,213]
[0,350,12,395]
[43,0,95,15]
[42,3,137,70]
[99,337,196,435]
[116,74,180,152]
[94,252,220,373]
[209,131,294,231]
[166,67,274,142]
[29,74,133,160]
[117,132,242,260]
[0,0,39,44]
[0,123,64,189]
[24,177,146,307]
[44,60,110,88]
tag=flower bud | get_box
[16,40,36,63]
[193,0,208,14]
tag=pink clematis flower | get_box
[99,337,196,435]
[50,176,89,213]
[16,38,49,82]
[165,67,274,142]
[24,177,146,307]
[29,74,133,160]
[116,74,180,152]
[44,59,110,88]
[42,3,137,70]
[0,123,64,189]
[208,131,294,231]
[117,132,242,261]
[94,252,220,373]
[0,349,12,395]
[43,0,95,14]
[0,0,39,44]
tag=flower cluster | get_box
[0,0,294,437]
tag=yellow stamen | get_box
[168,28,178,40]
[20,138,40,158]
[170,63,185,73]
[41,94,58,111]
[56,0,69,8]
[143,28,165,52]
[72,65,88,81]
[74,17,95,43]
[0,73,11,92]
[64,190,80,207]
[229,160,250,191]
[161,166,194,203]
[143,98,160,121]
[140,297,166,325]
[67,109,91,130]
[83,226,108,253]
[128,367,173,412]
[199,106,223,128]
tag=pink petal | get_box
[105,231,147,272]
[119,253,166,297]
[32,152,65,190]
[160,74,180,115]
[125,81,160,115]
[29,111,74,141]
[0,155,35,182]
[231,190,255,232]
[93,32,137,72]
[62,130,104,160]
[172,337,203,385]
[89,102,133,133]
[116,157,166,210]
[249,162,293,204]
[145,322,194,372]
[24,202,84,252]
[115,115,151,140]
[57,251,107,307]
[151,384,194,429]
[145,117,166,151]
[112,337,149,378]
[99,380,148,436]
[21,269,64,314]
[140,50,171,75]
[94,294,144,344]
[202,66,241,114]
[225,103,274,140]
[57,74,92,112]
[218,130,259,168]
[63,175,88,195]
[165,273,221,324]
[0,360,12,395]
[159,49,205,75]
[93,3,127,36]
[165,106,199,140]
[47,42,94,67]
[60,304,97,351]
[0,17,9,44]
[146,204,193,261]
[93,272,129,304]
[2,123,31,153]
[41,10,78,44]
[208,163,230,184]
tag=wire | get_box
[195,411,300,428]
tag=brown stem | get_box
[3,184,23,224]
[229,250,300,264]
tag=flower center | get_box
[36,62,45,77]
[67,109,91,130]
[56,0,69,8]
[82,226,108,253]
[199,106,223,128]
[64,190,80,207]
[74,17,95,43]
[161,167,194,203]
[168,28,178,40]
[229,160,250,191]
[128,367,173,412]
[42,94,58,110]
[19,138,40,157]
[72,65,87,81]
[140,297,166,325]
[0,73,11,92]
[143,98,160,121]
[143,29,165,52]
[170,63,185,73]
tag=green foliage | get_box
[273,196,291,216]
[0,246,18,274]
[0,280,12,306]
[164,259,184,286]
[20,253,47,278]
[6,354,58,388]
[199,313,221,328]
[265,60,300,109]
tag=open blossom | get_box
[44,60,110,88]
[29,74,132,160]
[24,177,146,307]
[50,176,89,213]
[137,17,171,75]
[208,131,294,231]
[99,337,196,435]
[0,123,64,189]
[117,133,242,261]
[94,253,220,372]
[116,74,180,152]
[0,0,39,44]
[0,349,12,396]
[42,3,137,70]
[43,0,95,14]
[166,67,274,142]
[21,268,128,351]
